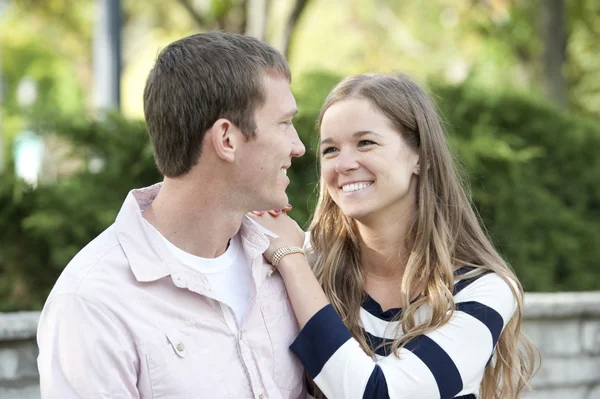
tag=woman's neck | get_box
[355,206,421,310]
[356,210,413,280]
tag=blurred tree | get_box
[4,0,312,117]
[290,0,600,117]
[171,0,311,57]
[0,112,160,311]
[461,0,600,115]
[279,0,309,57]
[0,7,87,143]
[539,0,566,108]
[566,0,600,117]
[7,0,599,117]
[9,0,94,97]
[434,81,600,292]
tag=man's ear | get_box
[209,118,238,163]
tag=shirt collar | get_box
[114,183,278,283]
[114,183,177,282]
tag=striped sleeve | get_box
[290,273,517,399]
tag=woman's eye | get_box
[358,140,376,147]
[321,147,338,155]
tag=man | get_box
[37,32,306,398]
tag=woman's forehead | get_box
[320,100,395,139]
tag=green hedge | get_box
[0,115,161,311]
[435,83,600,292]
[1,72,598,311]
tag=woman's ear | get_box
[414,158,421,175]
[210,118,237,163]
[414,156,429,175]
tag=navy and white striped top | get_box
[290,268,517,398]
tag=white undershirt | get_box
[145,221,253,326]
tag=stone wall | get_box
[522,292,600,399]
[1,292,599,398]
[0,311,40,399]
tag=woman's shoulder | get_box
[454,267,519,322]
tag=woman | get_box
[252,73,539,398]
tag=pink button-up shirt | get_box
[37,184,305,398]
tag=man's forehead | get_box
[255,74,295,114]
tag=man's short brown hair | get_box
[143,32,291,177]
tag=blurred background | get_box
[0,0,599,397]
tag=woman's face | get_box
[319,98,420,222]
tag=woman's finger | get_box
[268,209,282,217]
[251,210,265,216]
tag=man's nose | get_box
[291,129,306,157]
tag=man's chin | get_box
[253,196,288,212]
[269,195,288,211]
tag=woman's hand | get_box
[248,208,305,264]
[251,203,293,217]
[251,205,329,330]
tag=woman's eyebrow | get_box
[320,130,382,145]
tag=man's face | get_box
[237,74,306,211]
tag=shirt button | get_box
[258,395,265,399]
[176,343,185,352]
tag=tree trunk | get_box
[93,0,122,111]
[281,0,310,59]
[175,0,309,60]
[539,0,567,108]
[245,0,270,40]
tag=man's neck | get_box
[143,178,245,259]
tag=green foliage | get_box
[433,83,600,292]
[1,72,600,311]
[0,113,160,311]
[286,71,342,226]
[0,171,48,311]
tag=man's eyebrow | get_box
[320,130,382,145]
[282,109,298,119]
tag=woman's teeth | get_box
[342,182,372,193]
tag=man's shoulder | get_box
[302,230,317,268]
[48,224,128,298]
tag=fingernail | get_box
[286,204,293,208]
[273,209,282,214]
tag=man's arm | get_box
[37,293,140,399]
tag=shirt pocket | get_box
[261,299,304,394]
[145,327,228,398]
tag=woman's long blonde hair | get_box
[309,73,539,398]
